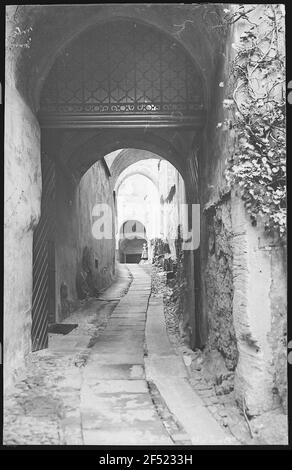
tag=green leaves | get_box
[225,5,286,241]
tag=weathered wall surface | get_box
[197,4,238,372]
[55,159,115,320]
[203,199,238,372]
[4,91,41,388]
[158,159,186,258]
[197,5,287,416]
[4,9,42,388]
[231,195,287,415]
[269,248,287,412]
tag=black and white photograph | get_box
[2,3,289,450]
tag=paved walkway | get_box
[145,296,237,445]
[80,264,235,445]
[4,263,236,445]
[80,264,171,445]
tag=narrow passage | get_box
[80,264,235,445]
[4,264,236,445]
[80,264,172,445]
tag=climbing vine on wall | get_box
[222,4,286,241]
[9,26,33,49]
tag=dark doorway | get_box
[126,254,142,264]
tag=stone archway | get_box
[115,170,159,195]
[118,219,148,264]
[108,149,161,191]
[33,15,207,355]
[4,4,219,389]
[5,4,287,423]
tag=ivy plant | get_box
[222,4,286,241]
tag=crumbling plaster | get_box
[4,86,41,388]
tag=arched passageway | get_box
[118,220,147,264]
[30,17,205,352]
[4,4,287,443]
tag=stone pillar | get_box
[231,192,286,415]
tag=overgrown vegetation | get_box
[151,230,189,344]
[173,4,286,240]
[9,26,33,49]
[222,5,286,241]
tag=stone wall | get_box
[203,198,238,372]
[55,159,115,321]
[197,5,238,371]
[197,5,287,416]
[4,88,41,389]
[158,159,186,259]
[270,248,287,412]
[4,9,42,387]
[231,194,287,415]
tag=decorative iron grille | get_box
[40,21,205,127]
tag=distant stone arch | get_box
[115,170,159,196]
[118,219,147,264]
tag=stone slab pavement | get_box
[4,263,238,445]
[81,263,237,445]
[80,264,172,445]
[144,294,238,445]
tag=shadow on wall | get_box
[76,246,99,300]
[60,282,71,318]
